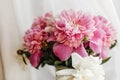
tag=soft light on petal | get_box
[57,53,105,80]
[30,51,43,67]
[100,46,109,59]
[47,32,56,42]
[71,52,85,69]
[74,44,88,57]
[94,29,105,39]
[90,38,102,53]
[53,43,73,61]
[56,69,75,76]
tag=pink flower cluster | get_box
[23,10,116,67]
[23,12,53,67]
[90,16,116,59]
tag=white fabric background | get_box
[0,0,120,80]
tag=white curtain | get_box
[0,0,120,80]
[0,51,4,80]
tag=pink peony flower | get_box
[31,12,55,43]
[54,10,95,48]
[93,16,116,46]
[90,16,116,59]
[30,51,43,67]
[102,25,116,47]
[32,12,54,29]
[23,12,55,54]
[23,27,48,54]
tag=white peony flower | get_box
[56,52,105,80]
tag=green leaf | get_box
[65,60,69,66]
[110,40,117,49]
[101,57,111,64]
[24,51,30,58]
[54,61,62,66]
[93,53,100,57]
[65,57,72,68]
[86,48,94,56]
[55,66,69,71]
[22,55,27,65]
[40,63,46,67]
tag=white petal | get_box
[56,69,75,76]
[71,52,85,69]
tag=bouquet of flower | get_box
[17,10,117,80]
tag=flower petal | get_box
[89,38,102,53]
[30,51,43,67]
[47,32,56,42]
[74,44,88,57]
[56,69,75,76]
[71,52,84,69]
[53,43,73,61]
[94,29,105,39]
[100,46,109,59]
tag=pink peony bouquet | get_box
[17,10,117,80]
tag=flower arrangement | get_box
[17,10,117,80]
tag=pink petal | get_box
[90,38,102,53]
[53,43,73,61]
[55,20,65,30]
[83,42,89,48]
[94,29,105,39]
[45,12,52,17]
[100,46,109,59]
[74,44,88,57]
[30,51,43,67]
[47,32,56,42]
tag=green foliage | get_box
[17,49,30,65]
[17,40,117,69]
[86,47,94,56]
[101,57,111,64]
[110,40,117,49]
[39,41,73,69]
